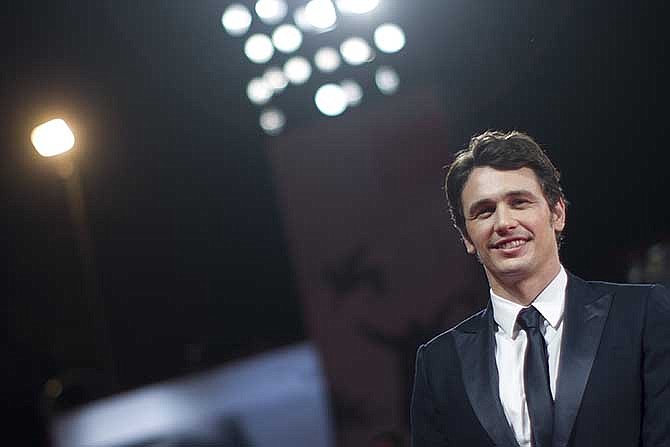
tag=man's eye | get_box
[476,209,494,218]
[512,199,529,207]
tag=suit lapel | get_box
[553,273,613,447]
[453,304,520,447]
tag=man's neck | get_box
[487,263,562,306]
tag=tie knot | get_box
[517,306,544,330]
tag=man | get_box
[411,131,670,447]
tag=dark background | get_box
[3,0,668,435]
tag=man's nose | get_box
[493,206,517,233]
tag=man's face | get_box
[460,166,565,287]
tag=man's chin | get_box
[487,259,532,280]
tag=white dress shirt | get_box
[490,267,567,447]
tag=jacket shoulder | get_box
[569,273,670,314]
[569,271,665,295]
[421,307,487,352]
[585,278,667,299]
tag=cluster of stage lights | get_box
[221,0,406,135]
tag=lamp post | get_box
[31,118,118,396]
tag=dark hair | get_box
[445,130,567,244]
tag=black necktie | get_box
[517,306,554,447]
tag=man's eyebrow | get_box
[505,189,537,199]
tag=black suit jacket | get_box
[411,274,670,446]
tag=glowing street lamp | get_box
[31,118,75,157]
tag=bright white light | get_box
[263,67,288,92]
[374,23,406,53]
[305,0,337,30]
[260,108,286,135]
[335,0,379,14]
[283,56,312,85]
[221,4,252,36]
[293,6,315,32]
[339,37,373,65]
[340,79,363,106]
[247,77,273,105]
[272,24,303,53]
[314,83,348,116]
[314,47,341,72]
[244,34,274,63]
[375,66,399,95]
[255,0,287,25]
[31,119,75,157]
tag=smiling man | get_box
[411,131,670,447]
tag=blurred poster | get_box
[267,87,487,446]
[52,342,334,447]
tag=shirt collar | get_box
[490,266,568,338]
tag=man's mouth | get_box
[493,238,528,249]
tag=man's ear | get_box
[458,227,477,255]
[551,198,566,232]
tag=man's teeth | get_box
[498,239,525,249]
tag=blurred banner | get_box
[267,86,487,446]
[51,342,334,447]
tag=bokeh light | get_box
[293,6,315,32]
[283,56,312,85]
[373,23,406,53]
[263,67,288,92]
[314,47,341,72]
[221,3,252,36]
[221,0,406,129]
[335,0,379,15]
[255,0,288,25]
[44,378,63,399]
[305,0,337,31]
[339,37,373,65]
[272,24,303,53]
[314,83,348,116]
[244,33,274,63]
[340,79,363,106]
[260,107,286,135]
[375,65,399,94]
[247,77,273,105]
